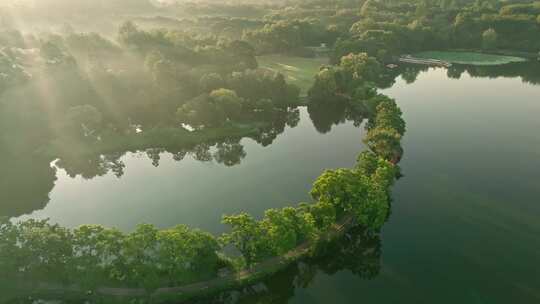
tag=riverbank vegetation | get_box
[1,99,401,299]
[2,0,539,162]
[0,0,538,302]
[331,0,540,63]
[1,44,404,301]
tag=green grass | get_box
[414,51,527,66]
[257,55,328,95]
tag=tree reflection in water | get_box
[3,61,539,220]
[0,108,299,218]
[308,100,365,134]
[0,155,57,218]
[196,225,381,304]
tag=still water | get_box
[289,65,540,303]
[8,63,540,303]
[15,108,366,234]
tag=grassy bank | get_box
[258,55,328,95]
[414,51,527,66]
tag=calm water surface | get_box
[16,108,366,234]
[9,64,540,303]
[290,67,540,304]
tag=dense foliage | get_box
[331,0,540,63]
[4,0,537,300]
[1,0,537,181]
[0,219,220,289]
[1,44,405,294]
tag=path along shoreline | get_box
[13,216,356,303]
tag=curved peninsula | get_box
[0,52,405,303]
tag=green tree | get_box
[221,213,270,266]
[225,40,258,70]
[156,225,220,285]
[482,28,498,50]
[311,169,370,219]
[358,161,397,230]
[209,88,244,120]
[304,201,337,231]
[71,225,124,288]
[200,73,225,92]
[260,207,317,255]
[364,127,403,161]
[308,67,340,104]
[356,151,380,176]
[368,99,406,135]
[340,52,382,84]
[121,224,161,289]
[0,218,19,278]
[14,220,73,282]
[176,94,226,128]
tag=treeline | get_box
[0,220,222,289]
[6,0,538,62]
[243,19,340,55]
[0,52,405,293]
[308,52,405,161]
[199,224,382,304]
[332,0,540,62]
[218,0,540,60]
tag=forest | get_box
[0,0,539,302]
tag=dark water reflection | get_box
[288,62,540,304]
[5,61,539,221]
[196,226,381,304]
[0,156,56,218]
[9,105,365,233]
[2,108,302,219]
[2,61,540,303]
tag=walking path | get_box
[17,216,355,303]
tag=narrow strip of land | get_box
[15,216,355,303]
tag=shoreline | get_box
[6,216,356,303]
[399,50,530,67]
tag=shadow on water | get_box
[0,60,539,304]
[0,153,57,218]
[307,100,365,134]
[0,224,381,304]
[0,108,301,218]
[189,225,380,304]
[1,60,539,222]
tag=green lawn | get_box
[257,55,328,95]
[414,51,526,66]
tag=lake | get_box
[14,108,366,234]
[7,62,540,303]
[287,64,540,304]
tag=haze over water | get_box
[10,64,540,303]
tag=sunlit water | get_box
[10,65,540,303]
[16,108,366,234]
